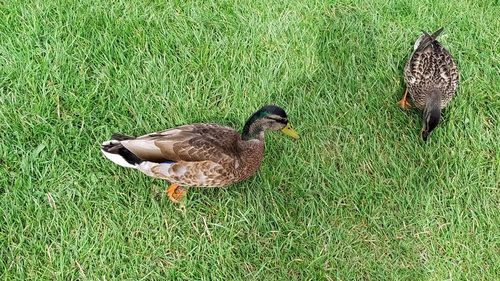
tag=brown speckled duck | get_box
[398,27,459,141]
[101,105,299,203]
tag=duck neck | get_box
[422,88,442,133]
[427,88,441,106]
[424,88,442,115]
[242,118,266,141]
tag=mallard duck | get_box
[101,105,299,203]
[398,27,459,141]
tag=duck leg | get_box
[165,183,187,203]
[397,88,411,109]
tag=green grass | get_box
[1,0,499,279]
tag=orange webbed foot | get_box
[165,183,187,203]
[397,88,411,109]
[397,98,411,109]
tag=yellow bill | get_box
[281,123,299,140]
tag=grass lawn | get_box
[1,0,499,279]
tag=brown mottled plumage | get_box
[399,27,459,141]
[101,105,299,202]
